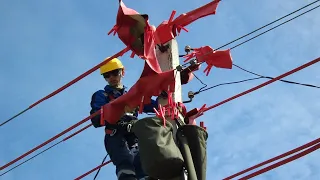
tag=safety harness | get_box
[103,92,136,135]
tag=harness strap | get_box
[103,92,116,134]
[102,91,136,134]
[103,92,115,101]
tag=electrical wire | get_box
[2,1,320,179]
[196,77,264,94]
[182,2,320,93]
[233,64,320,88]
[93,154,109,180]
[192,72,319,96]
[217,0,320,51]
[229,3,320,50]
[224,137,320,179]
[0,123,92,176]
[202,57,320,113]
[0,123,93,176]
[180,0,320,68]
[0,48,129,127]
[0,112,99,171]
[0,141,61,176]
[192,72,208,92]
[74,160,112,180]
[191,69,319,97]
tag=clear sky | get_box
[1,0,320,179]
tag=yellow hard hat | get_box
[100,57,124,74]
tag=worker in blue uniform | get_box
[89,57,157,180]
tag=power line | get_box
[0,124,92,176]
[215,0,320,51]
[0,112,98,171]
[183,1,320,92]
[191,72,319,98]
[75,160,112,180]
[224,137,320,179]
[0,141,61,176]
[180,0,320,68]
[0,48,129,127]
[233,64,320,88]
[2,1,319,178]
[229,3,320,50]
[239,143,320,179]
[194,74,319,97]
[202,57,320,113]
[222,3,320,88]
[93,154,109,180]
[66,2,320,179]
[196,77,263,94]
[192,72,208,92]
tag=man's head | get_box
[100,57,124,87]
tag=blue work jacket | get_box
[90,85,157,128]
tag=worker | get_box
[89,57,158,180]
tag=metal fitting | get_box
[184,45,192,53]
[189,59,197,65]
[176,65,183,71]
[183,91,195,104]
[188,91,195,99]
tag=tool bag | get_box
[177,125,208,180]
[132,117,184,179]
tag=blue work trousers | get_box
[104,131,146,180]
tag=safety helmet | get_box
[100,57,124,74]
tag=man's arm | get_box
[90,90,108,128]
[143,91,170,113]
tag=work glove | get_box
[116,115,138,133]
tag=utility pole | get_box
[156,39,182,103]
[156,39,182,143]
[156,39,187,180]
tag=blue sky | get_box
[1,0,320,179]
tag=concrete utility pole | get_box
[156,39,183,141]
[156,39,187,180]
[156,39,182,103]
